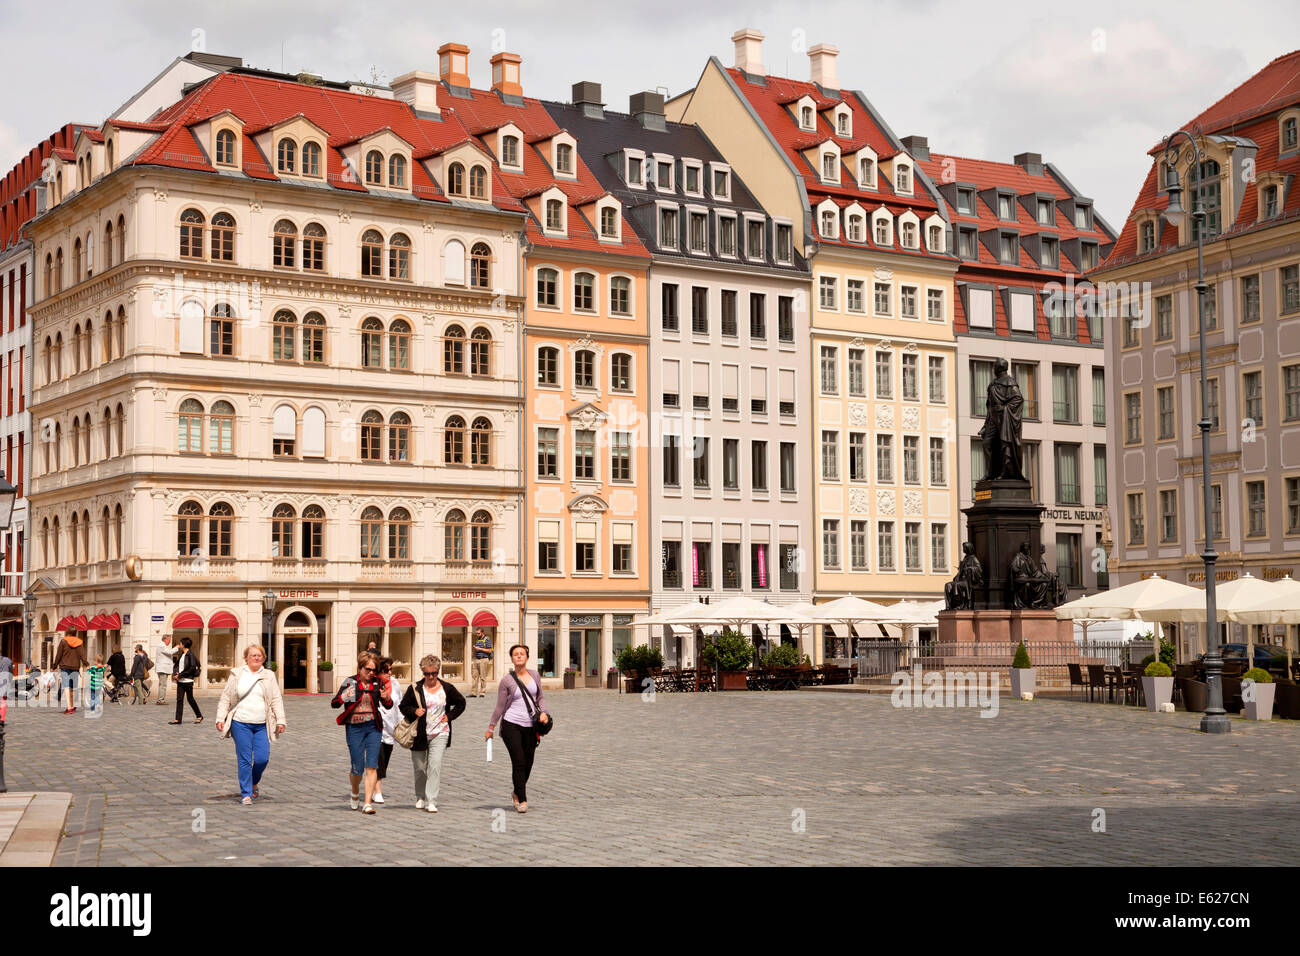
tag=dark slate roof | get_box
[543,100,807,274]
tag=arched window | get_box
[361,317,384,368]
[574,272,595,312]
[41,518,50,569]
[545,198,563,231]
[470,327,491,376]
[273,219,297,268]
[53,333,63,382]
[178,399,204,453]
[74,238,82,279]
[901,221,917,248]
[444,510,466,562]
[536,267,558,307]
[273,310,297,361]
[72,324,83,374]
[574,349,595,389]
[388,507,411,560]
[83,320,94,369]
[360,506,383,559]
[177,500,202,558]
[860,157,875,184]
[470,510,492,563]
[301,141,322,177]
[442,238,466,285]
[113,504,124,560]
[84,230,93,278]
[272,404,296,456]
[215,129,237,166]
[847,214,864,242]
[600,206,618,238]
[211,212,235,260]
[361,230,384,278]
[179,208,205,258]
[555,142,573,174]
[99,507,110,561]
[115,403,124,456]
[610,276,631,315]
[70,513,80,564]
[277,139,297,174]
[388,412,410,462]
[44,254,53,296]
[822,153,838,180]
[801,105,813,128]
[104,220,114,269]
[302,223,326,271]
[55,248,64,291]
[444,416,465,464]
[302,505,325,558]
[210,303,234,356]
[537,346,559,386]
[471,417,491,466]
[302,406,326,458]
[502,135,520,166]
[365,150,384,185]
[102,310,114,362]
[303,312,326,364]
[209,401,234,455]
[447,162,465,197]
[43,336,52,383]
[443,325,465,374]
[102,406,113,458]
[469,165,487,199]
[208,502,234,557]
[611,352,632,391]
[272,504,296,558]
[388,154,407,188]
[116,215,125,261]
[821,209,837,238]
[360,410,383,461]
[388,319,411,369]
[896,163,911,192]
[469,242,490,289]
[71,417,82,466]
[116,305,126,356]
[81,510,90,564]
[388,233,411,280]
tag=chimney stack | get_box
[391,70,441,115]
[491,52,522,97]
[732,28,765,75]
[437,42,470,88]
[900,135,929,161]
[630,91,666,131]
[1013,151,1044,176]
[809,43,839,90]
[572,81,605,120]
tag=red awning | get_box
[357,610,385,628]
[70,615,90,631]
[388,611,417,628]
[208,611,239,629]
[103,612,122,630]
[172,610,203,629]
[88,614,110,629]
[56,616,73,631]
[441,611,469,627]
[472,611,498,627]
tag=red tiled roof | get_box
[1178,49,1300,140]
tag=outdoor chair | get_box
[1220,676,1243,713]
[1086,664,1110,702]
[1275,681,1300,720]
[1179,678,1208,713]
[1067,663,1087,700]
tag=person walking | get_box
[374,657,402,806]
[215,645,286,806]
[169,637,203,724]
[54,631,89,713]
[154,635,180,705]
[107,646,127,701]
[0,655,13,702]
[399,655,466,812]
[330,651,392,814]
[471,629,494,698]
[129,644,151,705]
[87,655,106,715]
[485,644,549,813]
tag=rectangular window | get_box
[659,207,678,249]
[849,521,868,571]
[1200,377,1220,430]
[1200,284,1218,331]
[1052,364,1078,423]
[750,542,769,589]
[873,282,891,316]
[1011,362,1038,419]
[1241,274,1261,324]
[926,289,944,322]
[1210,484,1224,539]
[1094,445,1107,506]
[820,346,839,394]
[574,429,596,479]
[720,289,737,337]
[849,433,867,482]
[746,219,764,258]
[903,435,920,484]
[537,427,558,478]
[999,234,1017,263]
[1155,294,1173,341]
[901,353,919,400]
[878,522,896,571]
[611,431,632,482]
[929,438,946,485]
[691,286,708,335]
[662,541,681,589]
[846,279,864,313]
[1160,489,1178,543]
[574,541,596,573]
[1092,367,1106,425]
[875,352,893,400]
[1247,480,1267,537]
[718,216,736,256]
[1287,477,1300,533]
[1125,393,1142,444]
[904,522,921,572]
[688,211,708,252]
[1127,492,1145,545]
[930,523,948,573]
[692,540,711,588]
[1056,533,1081,591]
[662,434,680,487]
[848,349,866,397]
[1285,365,1300,421]
[876,434,894,483]
[775,224,792,263]
[821,430,839,481]
[1282,265,1299,315]
[900,286,918,319]
[661,283,679,332]
[538,540,558,573]
[749,293,766,340]
[927,356,945,403]
[723,439,739,490]
[998,195,1014,220]
[970,359,994,417]
[780,442,796,494]
[613,540,632,574]
[1157,385,1175,439]
[1054,443,1080,505]
[822,520,840,570]
[778,296,794,342]
[722,542,742,589]
[819,276,837,310]
[693,436,709,488]
[752,440,768,492]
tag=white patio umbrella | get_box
[813,595,913,661]
[1225,575,1300,671]
[1142,573,1292,668]
[1055,574,1202,621]
[773,601,823,662]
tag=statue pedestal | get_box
[938,608,1073,645]
[965,478,1044,610]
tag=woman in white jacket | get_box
[373,657,402,805]
[215,645,286,806]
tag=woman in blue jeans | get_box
[215,645,286,805]
[330,651,392,814]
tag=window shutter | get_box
[1009,291,1035,332]
[691,361,710,399]
[272,404,296,439]
[443,240,465,285]
[575,521,597,543]
[749,366,767,401]
[302,406,325,457]
[612,522,633,544]
[662,358,680,392]
[779,368,795,404]
[179,301,203,353]
[968,288,994,329]
[537,519,560,542]
[722,364,739,401]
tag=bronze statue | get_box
[1009,542,1046,609]
[1039,544,1068,606]
[980,357,1025,481]
[944,542,984,610]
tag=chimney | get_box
[809,43,839,91]
[437,42,470,88]
[1014,152,1044,176]
[732,28,764,75]
[630,91,666,131]
[391,70,441,115]
[491,52,523,97]
[572,81,605,120]
[900,135,929,161]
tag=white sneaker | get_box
[349,795,360,811]
[415,799,426,809]
[373,793,385,804]
[426,804,438,813]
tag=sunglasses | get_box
[361,666,376,674]
[422,670,439,677]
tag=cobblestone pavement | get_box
[3,688,1298,866]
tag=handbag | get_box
[222,671,265,740]
[393,683,422,750]
[510,671,553,737]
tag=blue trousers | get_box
[230,721,270,799]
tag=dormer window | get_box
[956,188,975,214]
[1036,198,1054,225]
[627,153,644,187]
[447,162,465,196]
[711,166,730,199]
[688,211,708,252]
[468,165,487,199]
[997,195,1014,220]
[215,129,238,167]
[820,208,837,239]
[927,223,943,253]
[873,213,892,246]
[999,234,1017,264]
[659,206,679,249]
[1283,116,1298,152]
[302,142,322,177]
[837,113,848,135]
[858,156,876,189]
[502,135,520,167]
[745,217,764,259]
[600,205,619,240]
[683,161,702,196]
[277,139,297,174]
[1074,204,1092,230]
[545,198,564,233]
[822,153,838,182]
[847,213,863,242]
[388,154,407,188]
[656,159,673,190]
[1080,242,1099,270]
[1140,222,1155,253]
[895,163,911,193]
[1263,185,1280,218]
[800,105,814,129]
[365,150,383,185]
[717,214,736,256]
[901,221,918,249]
[555,142,574,175]
[775,223,792,262]
[1042,236,1059,266]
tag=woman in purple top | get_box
[485,644,549,812]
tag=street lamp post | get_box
[1162,130,1230,734]
[261,589,277,673]
[23,592,36,672]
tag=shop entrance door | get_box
[569,627,602,687]
[284,636,308,690]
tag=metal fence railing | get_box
[894,639,1135,683]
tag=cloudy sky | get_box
[3,0,1297,225]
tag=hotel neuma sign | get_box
[1042,509,1105,522]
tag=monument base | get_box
[938,608,1072,645]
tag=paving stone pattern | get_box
[3,689,1298,865]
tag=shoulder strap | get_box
[510,671,538,718]
[232,670,262,707]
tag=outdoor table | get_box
[1102,666,1126,703]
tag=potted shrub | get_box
[702,629,753,691]
[1142,660,1174,712]
[616,644,662,694]
[606,666,620,691]
[562,666,577,690]
[762,643,802,669]
[1242,667,1275,721]
[317,659,334,695]
[1009,642,1035,699]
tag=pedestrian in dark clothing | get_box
[169,636,203,724]
[128,645,150,704]
[485,644,550,813]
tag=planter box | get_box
[1142,675,1174,712]
[606,671,620,690]
[623,674,645,695]
[317,670,334,695]
[1009,668,1036,698]
[562,671,576,690]
[718,670,749,691]
[1244,681,1275,721]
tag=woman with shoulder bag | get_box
[374,657,402,805]
[485,644,550,813]
[215,645,286,806]
[330,651,392,814]
[397,655,466,812]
